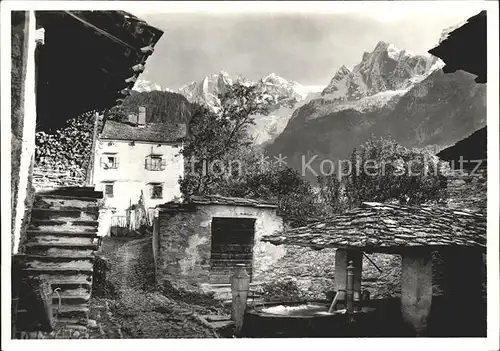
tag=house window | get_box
[101,154,119,169]
[104,183,114,198]
[145,155,166,171]
[150,183,163,199]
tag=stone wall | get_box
[267,167,487,300]
[257,244,403,300]
[154,167,486,300]
[154,203,285,291]
[32,166,86,191]
[154,202,404,299]
[446,167,486,213]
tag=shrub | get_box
[344,136,447,207]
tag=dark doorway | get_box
[210,217,256,284]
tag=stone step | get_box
[27,230,98,239]
[17,254,94,263]
[24,242,99,250]
[52,305,90,320]
[22,259,94,272]
[25,235,97,246]
[54,323,89,331]
[51,287,91,305]
[52,293,91,305]
[27,274,92,285]
[49,323,89,338]
[53,318,88,327]
[50,280,93,291]
[31,208,99,221]
[22,264,93,275]
[202,314,232,322]
[34,195,100,211]
[30,219,99,232]
[24,246,96,257]
[37,187,103,199]
[205,283,263,301]
[209,320,235,330]
[52,286,91,296]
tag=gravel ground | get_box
[89,236,227,339]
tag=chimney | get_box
[128,114,137,125]
[138,106,146,126]
[179,123,188,139]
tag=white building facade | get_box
[92,109,186,235]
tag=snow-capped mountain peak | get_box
[321,40,431,103]
[321,65,351,98]
[177,71,324,144]
[262,72,289,86]
[362,51,370,62]
[132,79,173,93]
[334,65,351,80]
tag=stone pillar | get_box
[441,247,485,335]
[334,249,363,307]
[401,250,433,336]
[231,264,250,336]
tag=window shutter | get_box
[100,157,105,169]
[144,157,148,170]
[115,156,119,169]
[161,159,167,170]
[149,185,153,198]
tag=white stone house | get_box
[91,108,186,235]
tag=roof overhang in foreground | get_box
[35,10,163,130]
[428,10,486,83]
[261,202,486,254]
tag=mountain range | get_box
[266,30,486,180]
[132,21,486,181]
[134,72,323,144]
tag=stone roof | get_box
[100,120,186,143]
[190,195,278,209]
[261,202,486,253]
[157,195,278,210]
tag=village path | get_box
[88,236,218,339]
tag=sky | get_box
[135,3,487,90]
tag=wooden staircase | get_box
[16,187,103,335]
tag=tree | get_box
[225,162,323,226]
[106,105,128,122]
[178,83,322,225]
[317,174,344,213]
[321,136,448,210]
[179,83,272,198]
